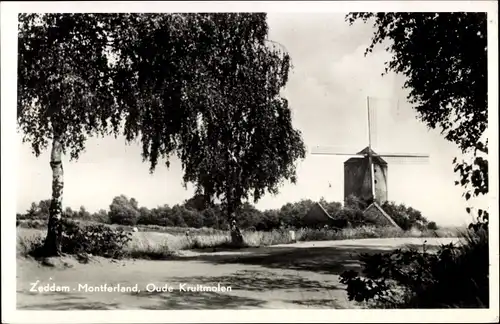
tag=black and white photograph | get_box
[1,1,498,323]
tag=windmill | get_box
[310,97,430,226]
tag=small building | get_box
[303,202,349,229]
[363,202,401,228]
[304,201,400,229]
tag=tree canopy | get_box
[18,14,122,159]
[18,13,305,233]
[111,13,306,215]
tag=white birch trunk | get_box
[43,134,64,256]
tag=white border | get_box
[2,1,499,323]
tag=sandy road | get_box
[16,237,460,310]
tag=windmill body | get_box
[310,96,429,228]
[344,147,388,205]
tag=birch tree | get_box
[115,13,306,242]
[18,13,305,253]
[18,14,124,255]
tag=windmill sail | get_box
[310,95,430,207]
[367,96,376,200]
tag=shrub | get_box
[180,207,204,228]
[19,219,47,229]
[18,233,44,256]
[60,220,133,259]
[335,207,370,227]
[108,195,140,226]
[170,205,188,227]
[339,219,489,308]
[255,210,281,231]
[345,194,371,210]
[91,209,110,224]
[382,201,429,231]
[427,221,438,230]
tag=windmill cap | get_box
[344,146,388,165]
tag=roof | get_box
[364,202,401,228]
[305,202,350,229]
[307,201,401,229]
[306,202,336,220]
[344,146,388,165]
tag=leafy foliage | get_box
[344,194,370,210]
[184,194,210,212]
[333,207,367,228]
[59,220,132,259]
[92,209,110,223]
[346,12,488,215]
[319,198,343,216]
[16,200,52,220]
[18,14,306,250]
[112,13,306,218]
[19,194,436,232]
[108,195,141,225]
[18,13,136,255]
[346,12,487,154]
[427,221,438,230]
[382,201,429,230]
[18,14,122,159]
[340,223,489,308]
[343,13,490,308]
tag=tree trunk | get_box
[225,152,244,246]
[43,134,64,256]
[227,200,244,247]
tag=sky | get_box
[15,12,489,227]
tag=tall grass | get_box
[17,219,227,236]
[17,224,460,261]
[296,226,456,242]
[125,239,176,260]
[17,228,44,257]
[122,225,458,256]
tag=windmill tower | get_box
[310,97,429,226]
[343,146,388,205]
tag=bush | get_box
[91,209,110,224]
[18,219,47,229]
[108,195,140,226]
[60,220,133,259]
[345,194,370,210]
[18,233,45,256]
[334,207,370,227]
[427,221,438,230]
[339,219,489,308]
[382,201,429,231]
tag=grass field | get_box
[17,224,461,260]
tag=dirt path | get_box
[16,237,459,310]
